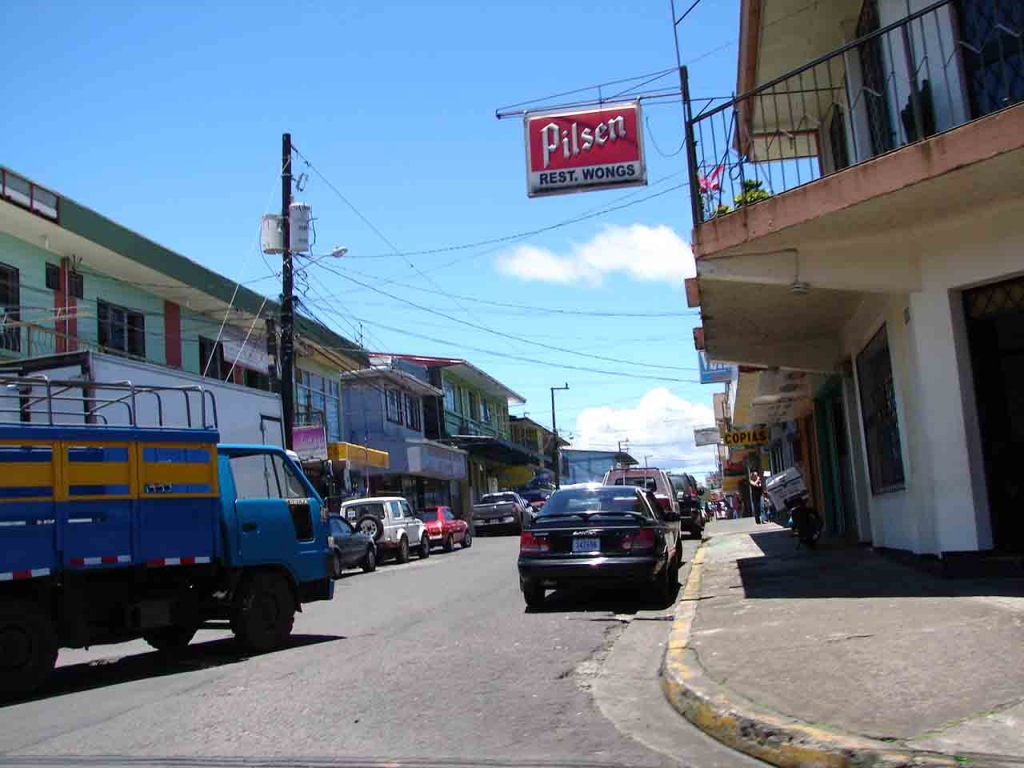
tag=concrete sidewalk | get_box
[663,518,1024,767]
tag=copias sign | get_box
[525,102,647,197]
[722,426,769,447]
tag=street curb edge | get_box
[660,539,959,768]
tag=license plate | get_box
[572,537,600,553]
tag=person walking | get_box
[749,470,763,524]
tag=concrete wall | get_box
[839,196,1024,554]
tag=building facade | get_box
[0,163,370,460]
[341,358,467,511]
[370,354,536,503]
[688,0,1024,557]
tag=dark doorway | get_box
[965,277,1024,552]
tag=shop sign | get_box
[221,326,270,372]
[722,425,769,447]
[693,426,722,447]
[292,424,328,461]
[699,352,735,384]
[524,102,646,197]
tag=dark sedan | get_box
[328,515,377,577]
[516,484,681,608]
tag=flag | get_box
[699,164,724,193]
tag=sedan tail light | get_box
[520,531,550,554]
[654,494,672,512]
[621,528,656,552]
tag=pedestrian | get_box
[749,470,763,524]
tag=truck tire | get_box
[0,599,58,700]
[356,515,384,542]
[231,571,295,653]
[144,624,198,653]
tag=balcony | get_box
[0,321,131,361]
[687,0,1023,234]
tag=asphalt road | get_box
[0,535,762,768]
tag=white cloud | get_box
[495,224,695,286]
[571,388,717,475]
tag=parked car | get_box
[419,506,472,552]
[519,488,552,512]
[517,483,682,608]
[667,472,707,539]
[603,467,683,518]
[473,491,534,533]
[340,496,431,563]
[328,515,377,576]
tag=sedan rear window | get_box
[419,510,439,522]
[540,487,651,518]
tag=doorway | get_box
[965,277,1024,552]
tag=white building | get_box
[689,0,1024,558]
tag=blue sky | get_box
[1,1,741,473]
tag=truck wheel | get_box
[356,515,384,542]
[0,599,58,700]
[395,536,410,564]
[418,533,431,559]
[232,571,295,653]
[144,624,198,653]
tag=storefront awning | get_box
[443,435,538,465]
[328,442,390,470]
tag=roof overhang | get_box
[442,435,538,465]
[339,367,443,397]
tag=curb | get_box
[660,542,959,768]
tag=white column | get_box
[907,289,991,553]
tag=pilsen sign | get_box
[525,102,647,197]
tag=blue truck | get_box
[0,376,334,699]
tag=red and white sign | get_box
[525,101,647,197]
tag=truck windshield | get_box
[230,453,309,500]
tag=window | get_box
[230,453,308,500]
[46,263,60,291]
[389,500,404,519]
[957,0,1024,118]
[330,516,353,538]
[444,381,457,412]
[98,300,145,357]
[480,399,491,424]
[295,370,342,441]
[68,271,83,299]
[405,393,421,431]
[856,325,906,494]
[856,0,896,154]
[199,336,226,379]
[468,391,480,421]
[386,389,403,424]
[0,262,20,352]
[444,508,455,521]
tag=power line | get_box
[338,180,687,261]
[317,265,698,319]
[310,261,699,374]
[339,314,701,384]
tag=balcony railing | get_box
[686,0,1023,225]
[0,320,148,363]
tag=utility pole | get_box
[550,383,569,489]
[280,132,295,450]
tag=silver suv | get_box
[340,496,430,563]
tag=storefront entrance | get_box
[965,277,1024,552]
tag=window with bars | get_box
[0,262,20,352]
[856,325,905,494]
[385,389,403,425]
[98,300,145,358]
[404,393,421,431]
[957,0,1024,118]
[856,0,896,155]
[199,336,227,379]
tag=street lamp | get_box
[550,383,569,489]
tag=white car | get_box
[340,496,430,563]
